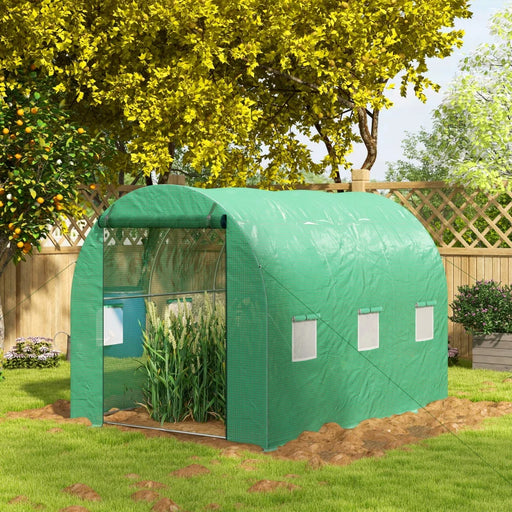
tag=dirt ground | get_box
[6,396,512,468]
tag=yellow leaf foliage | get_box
[0,0,471,185]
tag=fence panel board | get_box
[2,181,511,359]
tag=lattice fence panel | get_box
[40,185,141,251]
[368,183,512,249]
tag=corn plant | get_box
[139,295,226,423]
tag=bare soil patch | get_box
[131,480,167,489]
[7,397,512,468]
[131,489,161,502]
[170,464,211,478]
[151,497,180,512]
[62,484,101,502]
[247,480,300,493]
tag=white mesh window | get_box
[104,305,123,346]
[292,317,317,362]
[416,305,434,342]
[358,311,380,351]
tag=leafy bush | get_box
[448,344,459,366]
[450,280,512,335]
[139,295,226,423]
[3,337,60,369]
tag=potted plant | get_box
[450,280,512,371]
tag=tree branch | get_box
[357,107,379,170]
[314,121,342,183]
[261,64,355,110]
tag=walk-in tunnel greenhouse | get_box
[70,185,448,450]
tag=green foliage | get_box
[450,280,512,335]
[2,336,60,369]
[140,296,226,423]
[0,0,471,185]
[387,5,512,192]
[0,68,110,273]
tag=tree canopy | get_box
[0,69,109,275]
[387,5,512,192]
[0,0,471,186]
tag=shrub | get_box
[450,280,512,335]
[448,344,459,366]
[139,295,226,423]
[3,336,60,369]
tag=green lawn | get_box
[1,361,512,511]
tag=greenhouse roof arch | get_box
[71,185,448,450]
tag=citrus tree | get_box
[0,0,471,186]
[0,68,109,347]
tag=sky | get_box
[326,0,511,181]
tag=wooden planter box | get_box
[472,333,512,371]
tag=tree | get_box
[0,0,470,186]
[0,68,109,348]
[387,6,512,192]
[385,105,471,182]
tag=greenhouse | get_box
[70,185,448,451]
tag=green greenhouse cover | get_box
[71,186,448,450]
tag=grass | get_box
[448,358,512,402]
[0,361,512,511]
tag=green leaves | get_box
[0,69,110,269]
[140,296,226,423]
[388,5,512,193]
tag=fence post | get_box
[350,169,370,192]
[167,174,186,185]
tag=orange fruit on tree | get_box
[17,241,24,248]
[2,127,8,135]
[14,227,21,234]
[16,119,23,126]
[36,197,44,204]
[14,153,22,160]
[77,127,85,134]
[25,127,32,133]
[0,188,4,195]
[89,183,97,190]
[9,134,16,139]
[56,204,64,211]
[30,107,38,114]
[0,201,3,208]
[55,193,64,201]
[8,222,14,230]
[16,108,24,116]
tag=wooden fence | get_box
[2,176,511,357]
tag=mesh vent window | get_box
[104,305,123,346]
[358,311,380,351]
[292,319,317,362]
[416,305,434,342]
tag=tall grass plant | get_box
[139,295,226,423]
